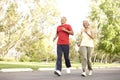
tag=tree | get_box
[89,0,120,63]
[0,1,20,56]
[0,0,60,62]
[17,0,60,62]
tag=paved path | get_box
[0,68,120,80]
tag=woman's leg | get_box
[87,47,93,70]
[80,46,87,72]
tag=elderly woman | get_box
[78,20,95,77]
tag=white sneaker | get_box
[81,72,86,77]
[54,70,61,76]
[88,70,92,75]
[66,68,71,73]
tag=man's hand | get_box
[62,27,74,35]
[53,37,56,42]
[62,27,67,32]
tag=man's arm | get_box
[62,28,74,35]
[53,32,58,41]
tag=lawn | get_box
[0,61,119,70]
[0,61,56,70]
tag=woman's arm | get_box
[77,31,83,47]
[85,29,94,39]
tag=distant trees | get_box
[89,0,120,63]
[0,0,119,63]
[0,0,60,62]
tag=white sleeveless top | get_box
[80,31,94,47]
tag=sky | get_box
[16,0,91,34]
[57,0,91,33]
[16,0,91,35]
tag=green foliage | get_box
[0,0,60,62]
[0,57,4,61]
[69,38,80,62]
[89,0,120,63]
[20,54,30,62]
[0,24,4,32]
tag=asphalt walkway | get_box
[0,67,120,80]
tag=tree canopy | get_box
[89,0,120,63]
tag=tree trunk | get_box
[109,53,112,63]
[93,53,97,64]
[101,54,105,63]
[104,54,108,64]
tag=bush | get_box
[0,57,4,61]
[20,55,30,62]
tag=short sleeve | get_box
[67,24,72,31]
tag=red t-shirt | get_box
[57,24,72,44]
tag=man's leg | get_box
[56,45,63,71]
[63,45,71,73]
[54,45,63,76]
[63,45,71,68]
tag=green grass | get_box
[92,62,120,68]
[0,61,55,70]
[0,61,119,70]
